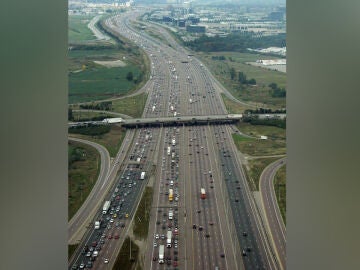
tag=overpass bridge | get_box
[68,114,243,128]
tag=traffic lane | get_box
[259,158,286,269]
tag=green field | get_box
[68,15,96,42]
[112,93,148,118]
[69,64,141,103]
[274,164,286,225]
[133,187,153,239]
[198,52,286,109]
[233,123,286,156]
[221,93,254,113]
[69,125,126,158]
[68,141,100,220]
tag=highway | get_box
[259,158,287,270]
[70,8,281,270]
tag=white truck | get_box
[140,171,145,180]
[168,210,173,220]
[159,245,165,264]
[172,138,176,146]
[102,201,111,214]
[94,221,101,229]
[166,231,172,248]
[167,146,171,155]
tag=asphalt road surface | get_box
[259,158,287,270]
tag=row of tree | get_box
[79,101,113,111]
[230,68,257,85]
[269,82,286,98]
[185,33,286,52]
[244,108,286,114]
[243,116,286,129]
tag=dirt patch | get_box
[94,59,126,67]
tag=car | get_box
[86,261,93,268]
[161,234,165,239]
[173,261,178,267]
[198,226,203,231]
[86,252,91,257]
[192,224,197,229]
[79,263,85,269]
[91,241,97,247]
[104,258,109,264]
[114,234,119,239]
[153,242,158,247]
[220,253,225,258]
[209,221,214,225]
[71,264,78,270]
[197,210,201,213]
[110,218,114,223]
[153,256,157,261]
[205,233,210,238]
[243,231,248,237]
[89,247,94,252]
[155,234,159,239]
[108,234,113,239]
[242,250,247,256]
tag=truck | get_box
[172,138,176,146]
[102,201,111,214]
[94,221,101,229]
[168,210,173,220]
[166,231,172,248]
[167,146,171,155]
[201,188,206,199]
[140,171,145,180]
[169,189,173,202]
[158,245,165,264]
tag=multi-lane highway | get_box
[70,8,282,270]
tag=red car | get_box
[108,234,113,239]
[173,261,178,267]
[114,234,119,239]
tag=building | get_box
[186,25,206,33]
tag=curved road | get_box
[68,132,135,245]
[259,157,286,270]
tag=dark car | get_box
[193,224,197,229]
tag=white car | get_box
[155,234,159,239]
[104,258,109,264]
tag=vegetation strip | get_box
[274,165,286,225]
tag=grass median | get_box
[133,187,154,239]
[274,165,286,225]
[112,237,140,270]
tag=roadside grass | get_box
[236,122,286,141]
[221,93,254,113]
[69,125,126,158]
[274,165,286,225]
[247,158,280,191]
[68,244,79,260]
[113,237,140,270]
[133,187,154,239]
[68,141,100,220]
[112,93,148,118]
[69,15,96,42]
[197,51,286,109]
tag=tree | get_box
[230,67,236,80]
[126,72,133,81]
[238,72,247,84]
[68,108,73,121]
[269,82,278,90]
[248,78,256,85]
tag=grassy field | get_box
[274,164,286,225]
[69,63,141,104]
[197,52,286,109]
[69,15,96,42]
[68,141,100,220]
[112,93,148,118]
[133,187,153,239]
[69,125,126,158]
[112,237,140,270]
[233,123,286,156]
[221,93,254,113]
